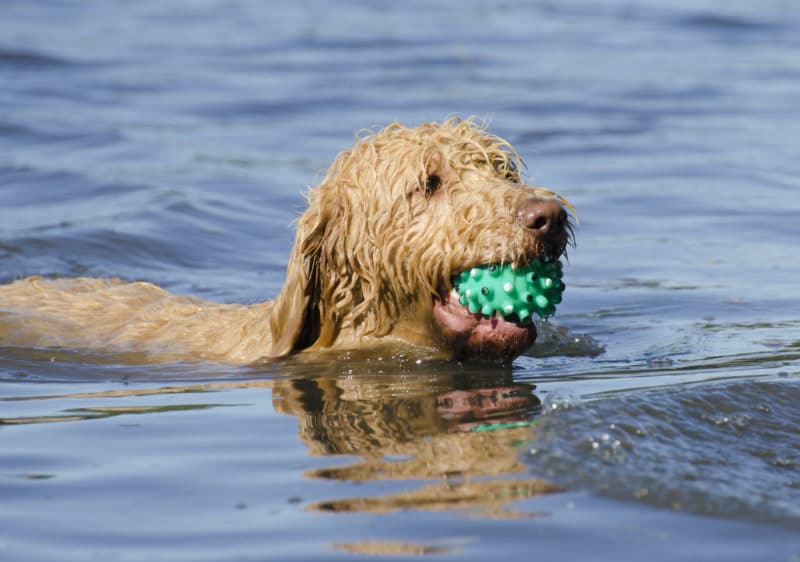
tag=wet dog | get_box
[0,118,572,363]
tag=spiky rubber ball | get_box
[453,259,564,321]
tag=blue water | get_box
[2,1,800,560]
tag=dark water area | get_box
[2,0,800,560]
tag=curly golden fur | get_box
[0,118,572,364]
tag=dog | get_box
[0,118,573,364]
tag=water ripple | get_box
[0,49,71,69]
[528,377,800,528]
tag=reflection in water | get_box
[332,539,470,556]
[1,371,559,516]
[0,380,274,424]
[272,370,560,515]
[0,402,227,424]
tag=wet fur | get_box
[0,118,572,363]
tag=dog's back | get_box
[0,277,272,362]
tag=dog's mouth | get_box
[432,259,565,363]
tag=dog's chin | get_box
[432,289,537,363]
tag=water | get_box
[2,0,800,560]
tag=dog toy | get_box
[468,419,539,432]
[453,259,564,321]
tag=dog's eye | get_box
[425,175,441,194]
[494,158,520,182]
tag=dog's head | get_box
[269,118,574,362]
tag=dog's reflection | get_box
[272,371,559,515]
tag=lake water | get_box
[2,0,800,560]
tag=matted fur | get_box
[0,118,572,363]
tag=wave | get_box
[527,377,800,528]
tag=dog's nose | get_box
[517,198,567,237]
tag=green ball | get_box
[453,259,564,321]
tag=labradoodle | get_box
[0,118,573,363]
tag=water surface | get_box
[2,0,800,560]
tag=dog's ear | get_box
[268,189,349,357]
[267,209,325,357]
